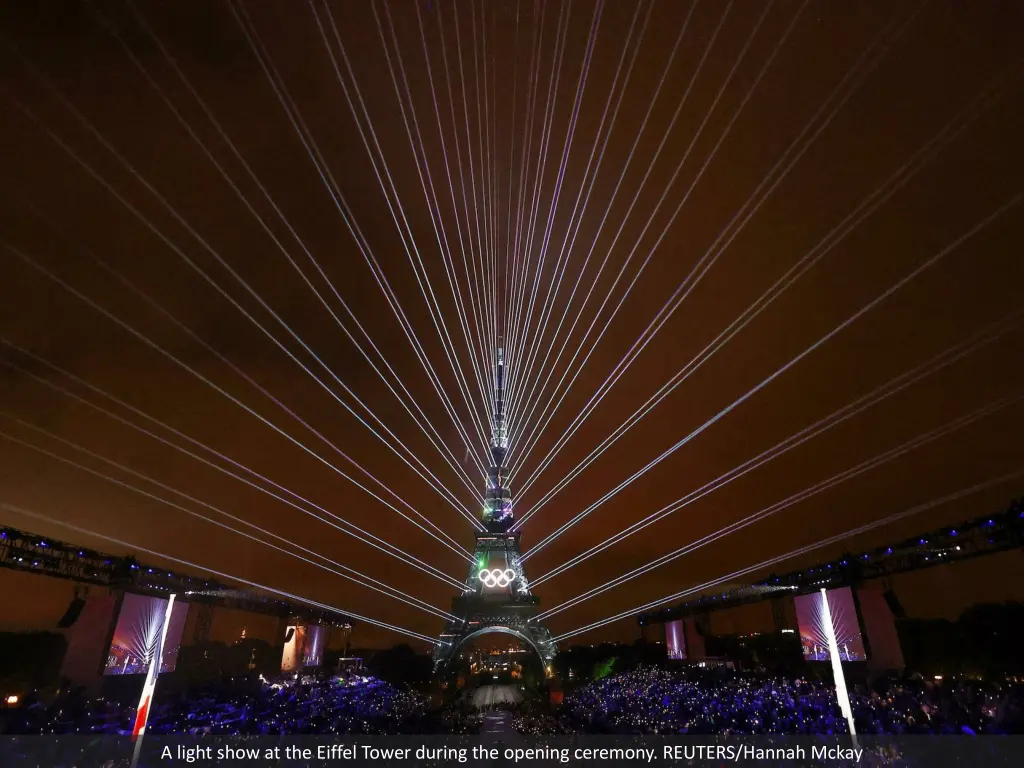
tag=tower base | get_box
[433,534,556,675]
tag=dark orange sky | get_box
[1,0,1023,652]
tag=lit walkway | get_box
[470,684,522,734]
[470,683,523,708]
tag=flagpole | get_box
[130,594,176,768]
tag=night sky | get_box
[1,0,1023,651]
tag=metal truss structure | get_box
[0,525,353,628]
[638,497,1024,627]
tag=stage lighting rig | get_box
[0,523,354,627]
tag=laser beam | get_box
[0,422,456,621]
[551,468,1024,641]
[1,504,440,645]
[521,193,1021,560]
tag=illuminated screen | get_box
[665,619,686,660]
[104,594,188,675]
[303,625,326,667]
[794,587,867,662]
[282,625,304,673]
[282,625,327,672]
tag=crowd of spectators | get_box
[1,673,435,736]
[4,667,1023,738]
[551,667,1024,735]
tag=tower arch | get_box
[448,626,546,668]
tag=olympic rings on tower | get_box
[478,568,517,588]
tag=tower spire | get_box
[492,347,507,452]
[484,348,512,530]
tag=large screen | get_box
[281,625,305,673]
[104,594,189,675]
[303,625,326,667]
[665,619,687,660]
[282,624,327,673]
[794,587,866,662]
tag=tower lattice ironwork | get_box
[432,349,557,674]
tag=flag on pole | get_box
[130,594,176,767]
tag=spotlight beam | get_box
[508,1,909,477]
[505,1,651,433]
[522,194,1022,561]
[7,60,479,533]
[308,0,494,456]
[362,0,500,445]
[536,387,1024,616]
[470,0,498,376]
[0,423,456,621]
[500,1,523,364]
[551,468,1024,642]
[504,0,546,405]
[506,1,574,394]
[105,2,485,502]
[513,66,1014,521]
[510,0,595,400]
[230,0,491,472]
[507,0,574,396]
[532,312,1024,582]
[412,0,499,424]
[4,242,474,561]
[504,0,694,430]
[532,312,1023,589]
[2,504,440,645]
[486,4,503,365]
[506,0,745,460]
[504,0,604,423]
[0,343,465,589]
[375,0,497,444]
[510,0,845,467]
[450,0,497,417]
[434,0,500,424]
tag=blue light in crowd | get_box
[886,548,894,554]
[949,530,957,537]
[919,539,927,545]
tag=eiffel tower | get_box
[432,349,557,674]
